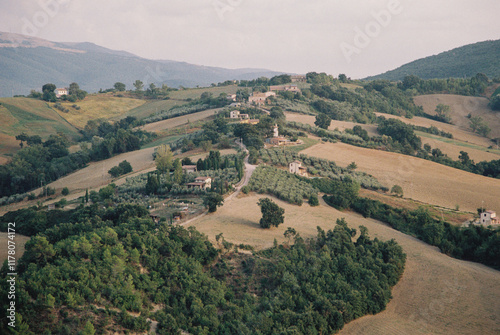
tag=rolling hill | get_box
[366,39,500,81]
[0,32,284,97]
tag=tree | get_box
[284,227,297,243]
[118,160,133,174]
[469,116,482,132]
[489,95,500,111]
[42,83,56,93]
[173,158,183,184]
[459,151,471,165]
[478,124,491,137]
[402,75,421,90]
[133,80,144,92]
[203,192,224,212]
[68,82,80,96]
[145,173,159,194]
[155,144,174,174]
[81,321,96,335]
[308,194,319,206]
[258,198,285,229]
[61,187,69,196]
[323,177,360,209]
[314,113,331,130]
[391,185,403,197]
[200,140,213,152]
[435,104,451,123]
[423,143,431,153]
[114,82,126,91]
[347,162,357,171]
[42,83,56,102]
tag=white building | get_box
[230,110,240,119]
[480,210,498,225]
[55,87,68,98]
[289,161,308,177]
[273,124,279,138]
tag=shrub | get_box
[391,185,404,197]
[61,187,69,196]
[309,194,319,206]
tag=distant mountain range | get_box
[0,32,284,97]
[366,39,500,81]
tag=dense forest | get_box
[0,204,406,334]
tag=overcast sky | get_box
[1,0,499,78]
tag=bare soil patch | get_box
[0,232,30,264]
[187,193,500,335]
[414,94,500,139]
[301,142,500,213]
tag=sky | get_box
[0,0,499,78]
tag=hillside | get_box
[189,193,500,335]
[414,94,500,139]
[366,40,500,81]
[0,97,81,161]
[0,32,284,97]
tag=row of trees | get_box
[316,176,500,269]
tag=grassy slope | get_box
[0,97,81,160]
[53,94,146,128]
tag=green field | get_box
[0,98,80,139]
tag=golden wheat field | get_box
[300,142,500,213]
[187,193,500,335]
